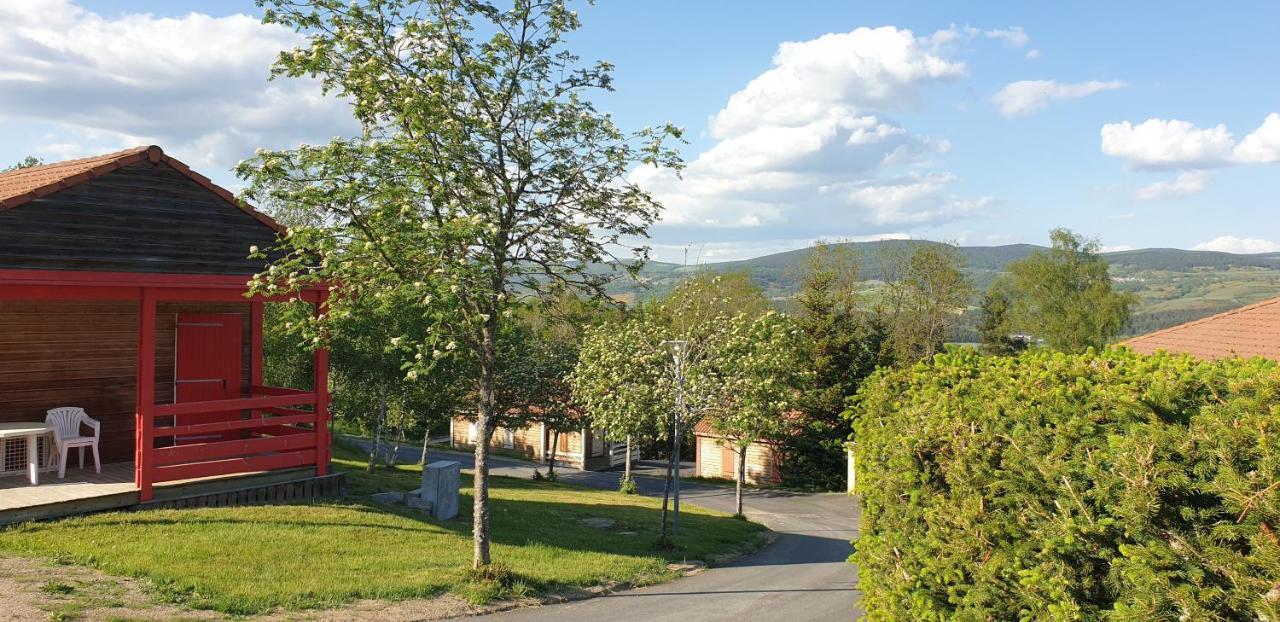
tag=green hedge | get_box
[850,348,1280,621]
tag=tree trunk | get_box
[659,445,674,542]
[547,429,560,478]
[367,385,387,474]
[661,408,681,540]
[735,445,747,517]
[623,435,632,482]
[419,427,430,466]
[387,426,404,468]
[672,419,682,535]
[472,319,499,569]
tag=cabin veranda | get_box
[0,146,335,523]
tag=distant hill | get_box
[601,241,1280,338]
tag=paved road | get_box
[348,438,862,621]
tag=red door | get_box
[175,313,243,444]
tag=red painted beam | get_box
[251,425,314,437]
[0,285,141,300]
[153,393,316,418]
[153,413,316,437]
[0,269,326,303]
[260,407,316,417]
[136,288,158,501]
[152,434,317,467]
[250,385,313,397]
[151,450,317,483]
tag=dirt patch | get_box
[0,556,221,621]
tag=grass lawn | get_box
[0,446,767,616]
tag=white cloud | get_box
[1135,170,1214,200]
[0,0,354,173]
[993,79,1124,117]
[634,26,993,251]
[1101,119,1236,170]
[1024,49,1042,60]
[983,27,1030,48]
[1101,115,1280,170]
[1235,113,1280,164]
[1100,244,1135,253]
[1193,236,1280,254]
[1101,115,1280,198]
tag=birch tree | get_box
[240,0,681,569]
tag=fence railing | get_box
[144,385,321,484]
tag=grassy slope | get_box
[0,448,766,615]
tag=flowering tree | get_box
[572,273,772,537]
[571,309,669,484]
[240,0,681,569]
[707,311,806,516]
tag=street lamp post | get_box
[663,339,688,536]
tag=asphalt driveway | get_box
[347,438,862,621]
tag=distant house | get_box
[1124,297,1280,360]
[449,415,634,471]
[692,419,783,485]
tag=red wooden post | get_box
[250,300,264,386]
[313,289,330,475]
[136,287,158,501]
[250,300,264,420]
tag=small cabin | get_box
[0,146,336,523]
[692,419,783,485]
[450,414,635,471]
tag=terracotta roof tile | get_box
[0,145,283,233]
[1123,297,1280,360]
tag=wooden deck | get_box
[0,461,342,524]
[0,461,136,512]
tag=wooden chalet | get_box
[450,414,635,471]
[692,419,783,486]
[0,146,338,523]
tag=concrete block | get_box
[421,460,460,520]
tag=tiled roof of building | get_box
[0,145,282,232]
[1123,297,1280,360]
[692,411,803,441]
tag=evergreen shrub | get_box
[851,348,1280,620]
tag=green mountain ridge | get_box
[603,241,1280,338]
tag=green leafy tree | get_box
[877,242,973,365]
[572,309,670,486]
[2,156,42,172]
[662,270,771,328]
[706,311,806,516]
[573,273,750,539]
[784,242,887,490]
[977,284,1029,355]
[996,228,1136,353]
[242,0,681,569]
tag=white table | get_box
[0,422,54,485]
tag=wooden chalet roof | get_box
[0,145,282,233]
[1123,297,1280,360]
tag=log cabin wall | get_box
[0,300,251,464]
[0,160,278,275]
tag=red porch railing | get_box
[141,386,324,486]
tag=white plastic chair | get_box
[45,407,101,478]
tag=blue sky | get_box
[2,1,1278,262]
